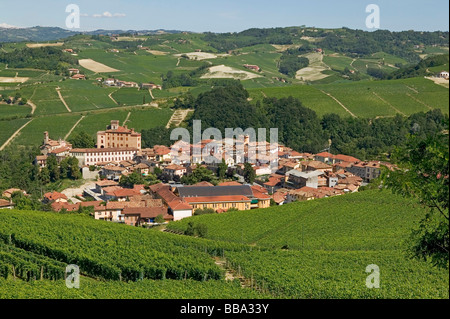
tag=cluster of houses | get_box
[1,120,395,226]
[102,78,162,90]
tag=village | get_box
[0,119,393,227]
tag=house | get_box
[133,163,151,176]
[52,201,104,213]
[97,120,142,150]
[43,192,68,203]
[101,165,129,180]
[141,83,162,90]
[71,74,86,80]
[2,188,27,199]
[123,206,172,226]
[168,200,193,221]
[0,199,14,209]
[285,170,324,189]
[438,71,449,79]
[68,68,79,74]
[243,64,260,72]
[116,81,138,88]
[95,180,119,194]
[347,161,382,182]
[40,132,72,156]
[63,49,74,53]
[104,78,116,86]
[263,174,284,193]
[70,147,138,168]
[164,164,187,178]
[302,161,333,173]
[105,188,141,202]
[35,155,48,168]
[177,185,270,211]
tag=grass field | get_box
[0,118,30,147]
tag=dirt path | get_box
[56,87,72,112]
[123,112,131,126]
[0,119,33,151]
[406,93,433,110]
[372,92,406,116]
[166,109,193,128]
[425,76,449,88]
[176,57,181,67]
[27,100,37,115]
[405,85,419,94]
[319,90,357,118]
[64,115,85,140]
[148,89,155,100]
[108,90,119,105]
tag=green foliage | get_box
[279,49,309,77]
[181,166,218,186]
[0,47,78,72]
[68,131,95,149]
[141,126,172,148]
[119,171,145,188]
[243,163,256,184]
[194,208,216,216]
[382,130,449,269]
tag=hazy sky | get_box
[1,0,448,32]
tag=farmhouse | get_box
[438,71,449,79]
[141,83,162,90]
[71,74,86,80]
[2,188,27,199]
[243,64,261,72]
[68,68,79,74]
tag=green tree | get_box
[217,159,228,179]
[243,163,256,184]
[119,171,145,188]
[382,131,449,268]
[46,155,60,182]
[69,131,95,149]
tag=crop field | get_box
[166,190,449,298]
[111,88,153,106]
[0,118,30,147]
[0,277,269,299]
[0,190,447,299]
[10,114,81,147]
[249,77,449,118]
[0,104,31,120]
[67,107,173,139]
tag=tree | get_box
[46,155,60,182]
[217,159,228,179]
[382,131,449,269]
[181,166,218,185]
[119,171,145,188]
[243,163,256,184]
[69,131,95,149]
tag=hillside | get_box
[0,190,448,299]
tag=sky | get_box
[0,0,448,33]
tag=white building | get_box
[70,148,139,167]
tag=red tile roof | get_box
[184,196,251,204]
[44,192,68,201]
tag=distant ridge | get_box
[0,26,184,43]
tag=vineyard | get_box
[0,190,448,299]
